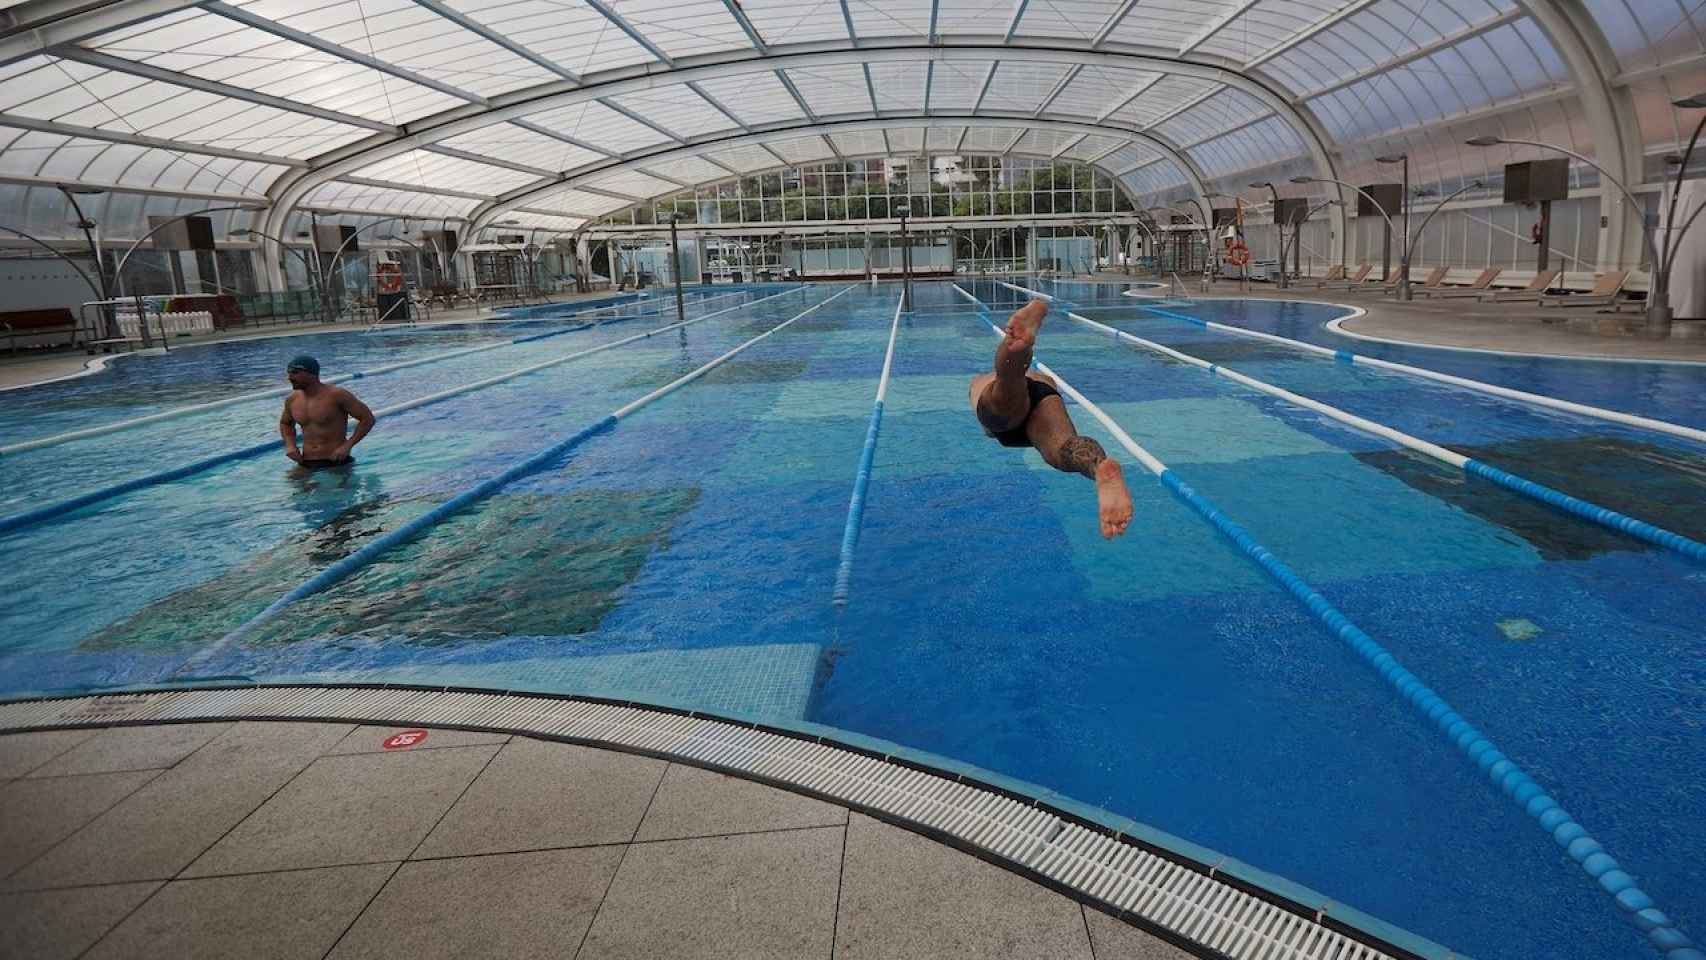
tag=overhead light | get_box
[1465,136,1502,147]
[1375,154,1406,164]
[57,183,106,196]
[1249,181,1273,188]
[1665,154,1685,165]
[1674,94,1706,109]
[1290,176,1314,184]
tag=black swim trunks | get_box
[985,378,1061,448]
[298,457,353,470]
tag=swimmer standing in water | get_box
[280,355,374,469]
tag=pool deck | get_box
[1069,272,1706,362]
[0,719,1189,960]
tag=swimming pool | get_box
[1,280,1701,960]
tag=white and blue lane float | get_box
[1001,281,1706,566]
[180,283,858,670]
[0,291,751,458]
[1079,281,1706,447]
[955,282,1700,960]
[0,286,812,537]
[832,291,906,608]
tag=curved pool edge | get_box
[0,682,1458,960]
[1322,313,1706,366]
[0,352,120,393]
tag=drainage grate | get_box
[0,686,1418,960]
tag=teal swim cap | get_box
[286,354,320,375]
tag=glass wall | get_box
[599,155,1135,227]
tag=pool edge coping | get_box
[0,683,1466,960]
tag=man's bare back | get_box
[280,355,374,468]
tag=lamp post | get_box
[231,227,328,323]
[895,203,912,310]
[57,184,115,337]
[113,204,264,347]
[1467,98,1706,334]
[659,211,687,324]
[1292,175,1396,278]
[1375,155,1411,299]
[1250,182,1288,288]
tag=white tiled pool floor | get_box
[0,721,1192,959]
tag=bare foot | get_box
[1095,459,1133,539]
[1004,299,1047,349]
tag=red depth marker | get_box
[382,729,429,750]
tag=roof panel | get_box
[1011,0,1123,40]
[1105,0,1231,49]
[584,169,683,197]
[885,127,924,153]
[0,124,285,193]
[867,61,928,113]
[440,0,655,74]
[734,0,853,44]
[829,129,890,156]
[304,180,480,217]
[498,211,587,232]
[927,61,993,112]
[1099,140,1163,172]
[957,126,1022,153]
[1014,128,1076,156]
[785,63,875,116]
[1153,87,1269,146]
[350,148,540,192]
[610,86,740,139]
[440,123,606,173]
[692,72,807,125]
[523,99,674,153]
[705,141,782,172]
[846,0,931,40]
[1065,134,1122,162]
[640,155,737,182]
[604,0,752,58]
[227,0,556,96]
[1104,76,1220,127]
[1051,65,1163,121]
[926,125,965,151]
[769,135,836,163]
[88,12,465,125]
[979,62,1072,114]
[528,185,640,215]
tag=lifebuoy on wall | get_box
[1226,241,1251,267]
[375,263,405,295]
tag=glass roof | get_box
[0,0,1700,239]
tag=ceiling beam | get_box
[1002,0,1030,43]
[927,0,941,44]
[0,0,205,70]
[1000,128,1026,155]
[0,112,304,166]
[1292,9,1524,103]
[426,144,555,178]
[335,175,494,201]
[576,183,643,202]
[1095,73,1161,122]
[1034,64,1081,116]
[776,70,820,122]
[719,0,769,54]
[1177,0,1259,56]
[511,119,619,158]
[1090,0,1140,48]
[204,1,486,106]
[408,0,580,82]
[863,64,882,115]
[686,81,751,131]
[48,47,399,134]
[580,0,674,66]
[923,61,934,115]
[1050,133,1086,158]
[599,97,685,142]
[839,0,859,46]
[1140,85,1221,131]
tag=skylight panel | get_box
[927,61,992,113]
[440,124,607,173]
[351,148,539,192]
[691,72,807,125]
[605,0,753,58]
[735,0,853,44]
[585,169,683,198]
[640,155,735,183]
[1011,0,1124,40]
[1052,66,1161,121]
[845,0,931,40]
[439,0,655,75]
[926,125,964,151]
[769,135,836,163]
[528,185,632,215]
[784,63,875,116]
[885,127,924,153]
[867,61,927,113]
[978,62,1072,114]
[610,87,739,139]
[829,129,890,156]
[524,100,674,154]
[704,142,780,171]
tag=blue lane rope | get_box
[0,289,809,538]
[180,283,853,673]
[831,294,905,608]
[971,285,1700,960]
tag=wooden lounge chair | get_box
[1388,265,1447,295]
[1325,263,1373,291]
[1311,264,1346,287]
[1422,267,1501,298]
[1478,269,1560,302]
[1537,270,1627,308]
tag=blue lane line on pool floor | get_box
[832,291,905,608]
[964,283,1700,960]
[180,284,856,672]
[0,288,811,538]
[1006,281,1706,567]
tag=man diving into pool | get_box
[970,300,1134,539]
[280,355,375,469]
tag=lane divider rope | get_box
[1042,283,1706,446]
[962,282,1700,960]
[833,291,906,608]
[1008,284,1706,565]
[0,291,742,457]
[0,287,811,538]
[180,283,858,671]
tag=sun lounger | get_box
[1325,263,1373,291]
[1422,267,1501,298]
[1537,270,1628,308]
[1311,265,1346,287]
[1388,265,1447,295]
[1478,269,1560,302]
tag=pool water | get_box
[2,280,1702,960]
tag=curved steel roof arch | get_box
[251,42,1350,283]
[452,115,1212,243]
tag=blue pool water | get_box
[1,280,1702,960]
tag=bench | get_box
[1,308,80,353]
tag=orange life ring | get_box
[375,265,404,295]
[1226,241,1251,267]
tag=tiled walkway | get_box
[0,722,1190,959]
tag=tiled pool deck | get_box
[0,719,1190,959]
